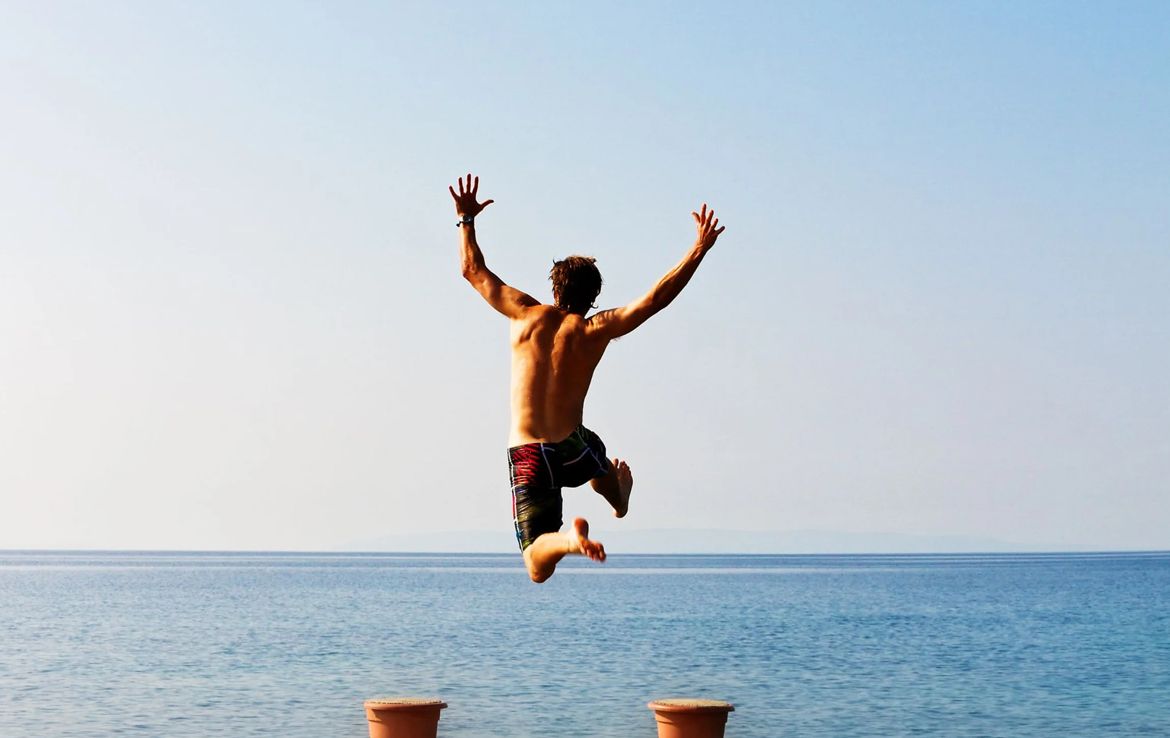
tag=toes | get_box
[584,540,605,562]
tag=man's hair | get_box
[549,255,603,316]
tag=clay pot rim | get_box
[648,698,735,714]
[364,697,448,711]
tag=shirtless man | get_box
[449,173,725,582]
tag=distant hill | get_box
[337,528,1092,554]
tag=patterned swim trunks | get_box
[508,425,613,551]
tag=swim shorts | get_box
[508,425,613,551]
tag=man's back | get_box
[508,305,608,446]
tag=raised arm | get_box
[449,173,539,319]
[590,204,726,339]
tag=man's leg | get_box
[522,518,605,583]
[590,458,634,518]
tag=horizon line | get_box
[3,547,1168,556]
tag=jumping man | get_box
[450,173,725,582]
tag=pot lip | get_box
[648,698,735,714]
[364,696,448,711]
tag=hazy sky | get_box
[2,2,1167,551]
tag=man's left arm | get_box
[450,173,539,319]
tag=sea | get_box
[1,551,1167,737]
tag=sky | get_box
[1,1,1167,552]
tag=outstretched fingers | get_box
[454,173,478,196]
[691,202,726,246]
[449,172,493,215]
[693,203,718,227]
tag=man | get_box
[449,173,725,582]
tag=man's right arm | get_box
[591,204,725,339]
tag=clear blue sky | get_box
[1,2,1167,551]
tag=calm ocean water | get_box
[1,551,1168,737]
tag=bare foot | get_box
[566,517,606,563]
[612,459,633,518]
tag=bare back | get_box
[508,305,609,446]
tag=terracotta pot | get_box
[648,698,735,738]
[364,697,447,738]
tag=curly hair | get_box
[549,255,603,316]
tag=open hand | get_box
[448,173,494,219]
[692,204,725,249]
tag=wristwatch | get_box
[457,214,475,228]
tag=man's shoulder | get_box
[514,302,556,322]
[584,307,621,335]
[510,303,560,334]
[515,306,603,340]
[586,307,618,323]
